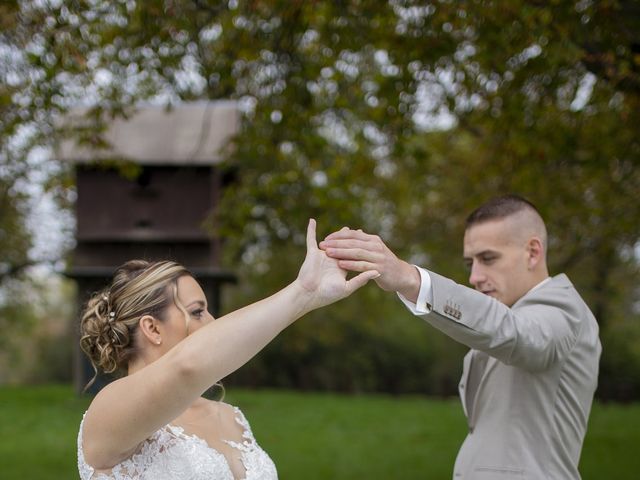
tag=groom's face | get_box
[463,217,532,307]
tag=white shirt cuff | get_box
[397,266,433,315]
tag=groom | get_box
[320,195,601,479]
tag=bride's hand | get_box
[295,219,379,312]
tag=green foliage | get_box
[0,274,75,384]
[227,277,466,395]
[598,320,640,401]
[0,280,39,377]
[0,179,32,282]
[1,1,639,396]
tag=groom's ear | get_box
[525,237,544,270]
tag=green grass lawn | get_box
[0,385,638,479]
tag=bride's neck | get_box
[127,352,159,376]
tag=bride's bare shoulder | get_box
[81,376,151,468]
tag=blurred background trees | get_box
[1,0,638,399]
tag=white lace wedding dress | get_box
[77,405,278,479]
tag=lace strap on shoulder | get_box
[232,406,255,441]
[78,413,97,480]
[220,405,258,453]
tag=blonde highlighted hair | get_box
[79,260,192,390]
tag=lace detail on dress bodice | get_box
[77,405,277,480]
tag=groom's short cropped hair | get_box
[465,194,548,255]
[465,194,542,229]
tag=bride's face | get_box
[158,276,215,351]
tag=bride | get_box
[77,219,378,479]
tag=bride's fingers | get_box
[306,218,318,251]
[345,270,380,295]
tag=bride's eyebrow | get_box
[185,300,206,309]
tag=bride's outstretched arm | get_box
[83,219,378,467]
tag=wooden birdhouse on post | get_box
[58,101,239,393]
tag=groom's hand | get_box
[295,220,381,313]
[319,228,421,302]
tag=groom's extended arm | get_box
[319,229,421,301]
[320,228,584,372]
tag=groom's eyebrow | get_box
[463,249,500,263]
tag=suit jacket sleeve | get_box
[416,270,585,372]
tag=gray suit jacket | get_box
[418,272,601,479]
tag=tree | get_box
[1,0,639,397]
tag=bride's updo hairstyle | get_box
[80,260,191,389]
